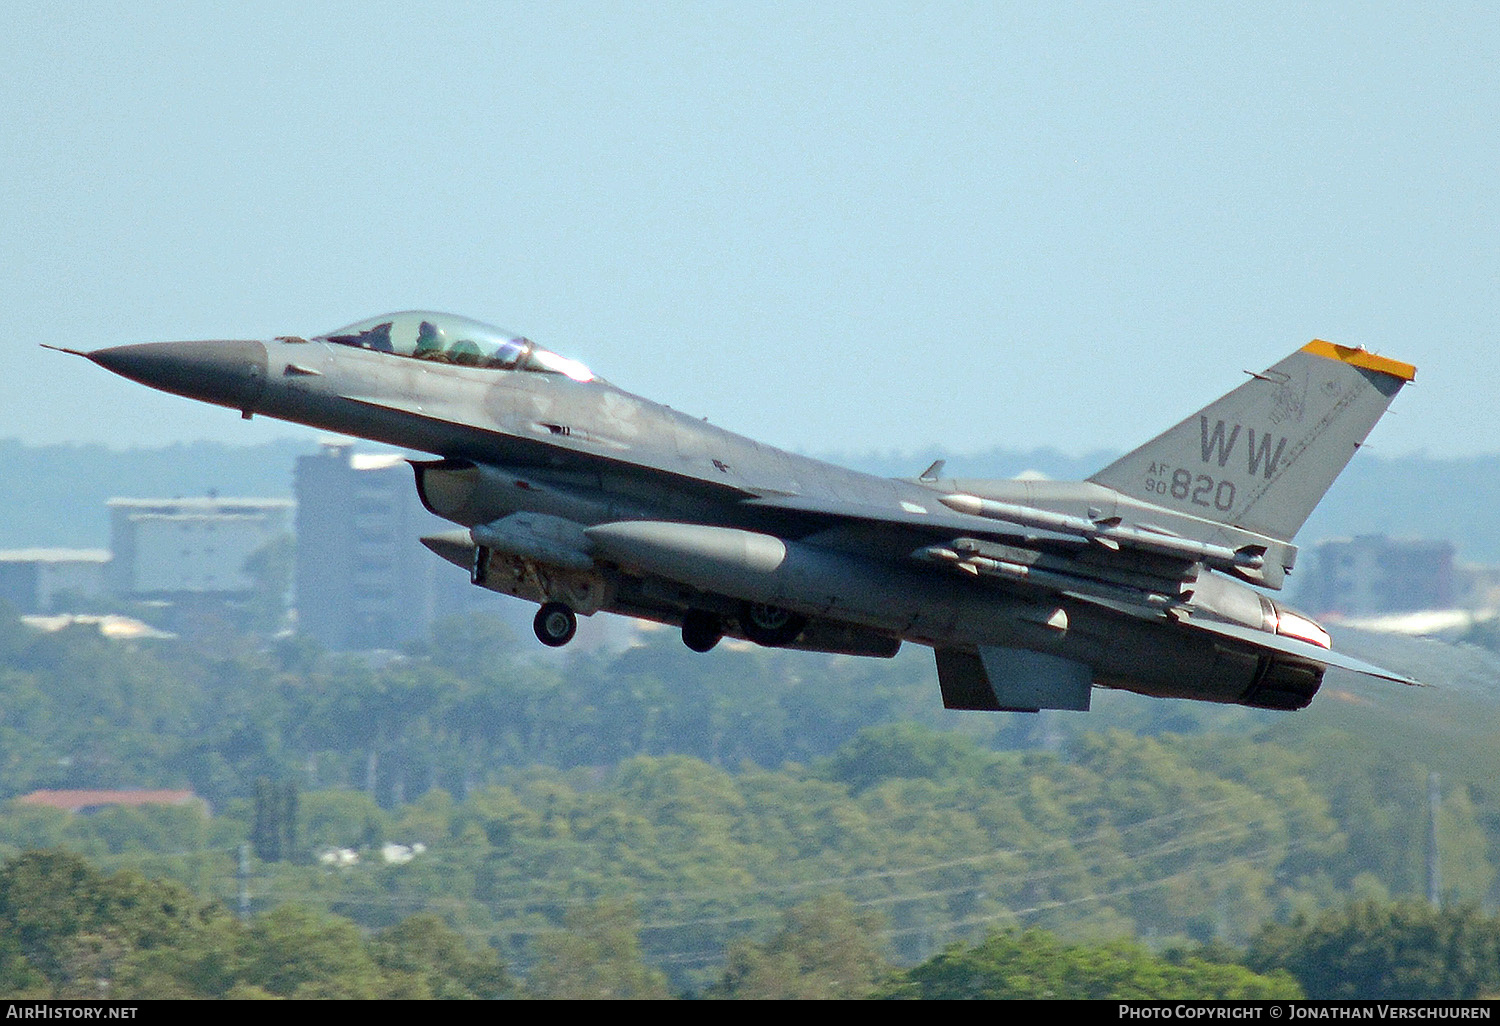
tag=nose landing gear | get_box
[534,602,577,647]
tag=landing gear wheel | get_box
[739,602,807,647]
[534,602,577,648]
[681,610,723,653]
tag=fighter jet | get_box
[60,311,1419,712]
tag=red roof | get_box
[14,789,200,813]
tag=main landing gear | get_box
[536,601,807,653]
[681,610,723,653]
[739,602,806,647]
[533,602,577,647]
[678,603,807,652]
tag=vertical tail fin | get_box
[1088,342,1415,542]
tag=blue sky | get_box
[3,2,1494,463]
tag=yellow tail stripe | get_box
[1301,340,1416,382]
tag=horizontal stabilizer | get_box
[1183,614,1422,686]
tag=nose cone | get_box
[89,339,269,412]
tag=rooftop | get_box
[22,614,176,640]
[15,789,202,813]
[107,497,294,510]
[0,548,111,563]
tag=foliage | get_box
[1248,900,1500,1000]
[820,723,989,795]
[887,928,1301,1000]
[708,894,891,999]
[524,900,670,1000]
[240,534,295,634]
[251,778,299,862]
[0,601,1498,992]
[0,850,218,997]
[371,913,511,999]
[0,849,512,999]
[9,848,1500,1002]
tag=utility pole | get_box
[238,842,251,921]
[1427,771,1442,907]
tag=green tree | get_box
[709,894,890,999]
[821,723,990,795]
[1249,900,1500,999]
[888,928,1300,1000]
[241,534,294,634]
[251,778,300,862]
[0,850,223,997]
[526,900,671,1000]
[370,913,512,999]
[239,904,385,999]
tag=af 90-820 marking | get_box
[1143,466,1237,512]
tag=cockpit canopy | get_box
[316,311,594,382]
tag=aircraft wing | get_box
[336,393,764,500]
[739,492,1087,549]
[741,491,1200,608]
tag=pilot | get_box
[363,322,394,352]
[448,338,484,366]
[413,320,447,361]
[326,321,394,352]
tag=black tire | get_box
[533,602,577,647]
[681,610,723,653]
[739,602,806,647]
